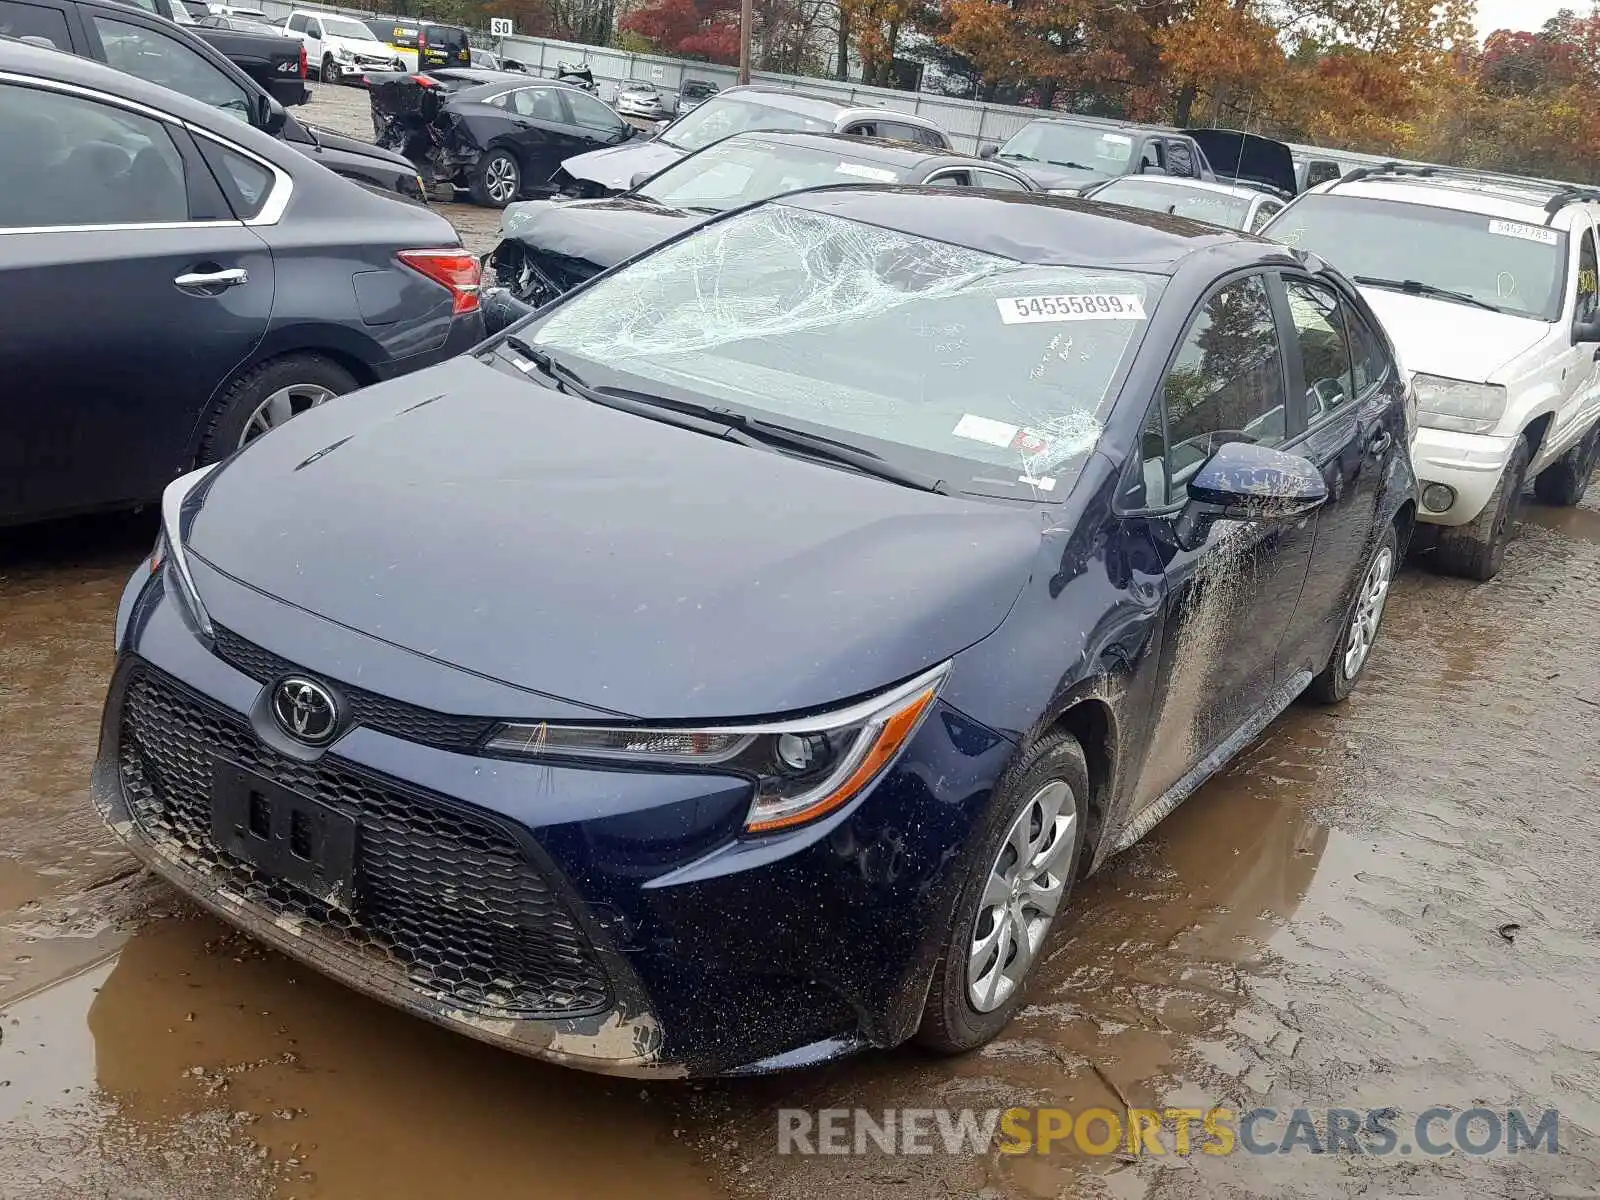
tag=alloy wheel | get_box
[1343,545,1394,680]
[238,383,337,449]
[486,156,518,204]
[967,780,1077,1013]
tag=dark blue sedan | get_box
[94,188,1417,1077]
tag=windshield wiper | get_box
[498,340,947,493]
[1353,276,1508,314]
[998,152,1036,162]
[592,386,949,494]
[1045,160,1092,170]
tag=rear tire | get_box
[1307,523,1398,704]
[916,730,1088,1055]
[198,353,358,463]
[1533,422,1600,507]
[470,149,521,207]
[1433,436,1529,582]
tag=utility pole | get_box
[738,0,752,83]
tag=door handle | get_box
[1368,429,1393,456]
[174,267,249,291]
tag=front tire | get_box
[1433,436,1529,581]
[470,149,521,207]
[1307,523,1398,704]
[320,55,339,84]
[198,353,358,463]
[916,730,1088,1055]
[1533,422,1600,507]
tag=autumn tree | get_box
[1157,0,1286,126]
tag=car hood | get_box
[499,195,704,273]
[187,358,1044,720]
[560,139,684,192]
[1358,289,1552,384]
[297,121,414,168]
[996,160,1110,192]
[327,34,394,53]
[1185,129,1296,196]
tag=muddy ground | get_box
[2,83,1598,1197]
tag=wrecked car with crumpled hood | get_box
[371,72,642,206]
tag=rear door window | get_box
[971,167,1030,191]
[1575,224,1598,323]
[0,81,191,228]
[509,86,565,124]
[0,0,73,49]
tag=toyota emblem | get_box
[271,677,340,746]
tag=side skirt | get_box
[1111,669,1313,855]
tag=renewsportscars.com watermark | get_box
[777,1107,1561,1158]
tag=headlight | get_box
[486,663,949,833]
[158,463,221,637]
[334,45,352,59]
[1412,374,1507,434]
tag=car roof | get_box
[714,85,852,118]
[1316,167,1600,228]
[774,186,1266,273]
[1096,176,1266,203]
[732,129,977,168]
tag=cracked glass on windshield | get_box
[530,204,1163,497]
[1267,193,1568,320]
[998,122,1135,173]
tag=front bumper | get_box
[95,569,1014,1076]
[1409,426,1518,526]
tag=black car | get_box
[0,39,484,526]
[553,83,952,197]
[92,185,1415,1077]
[116,0,306,107]
[0,0,427,199]
[982,117,1217,194]
[370,72,640,206]
[488,130,1038,311]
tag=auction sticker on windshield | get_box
[998,294,1147,323]
[834,162,898,182]
[1488,218,1559,246]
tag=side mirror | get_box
[628,169,652,190]
[1575,313,1600,344]
[259,92,287,135]
[1171,442,1328,552]
[978,143,998,159]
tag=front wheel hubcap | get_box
[1343,545,1393,680]
[486,157,516,203]
[967,780,1077,1013]
[239,383,337,449]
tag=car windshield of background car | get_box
[1095,179,1251,228]
[639,140,906,211]
[660,95,833,152]
[1268,193,1567,321]
[999,122,1134,173]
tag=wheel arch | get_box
[1039,689,1119,878]
[1522,410,1555,458]
[185,336,382,466]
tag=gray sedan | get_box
[1084,175,1288,233]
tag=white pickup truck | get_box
[281,10,404,83]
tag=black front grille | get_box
[118,667,611,1019]
[211,626,496,753]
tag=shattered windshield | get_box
[530,205,1162,498]
[1267,194,1567,321]
[638,138,906,212]
[998,122,1135,174]
[660,95,834,153]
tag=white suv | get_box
[282,10,404,84]
[1266,167,1600,579]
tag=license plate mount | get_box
[210,759,358,912]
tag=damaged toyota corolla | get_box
[95,188,1416,1078]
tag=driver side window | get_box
[1138,274,1286,507]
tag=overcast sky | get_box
[1475,0,1586,35]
